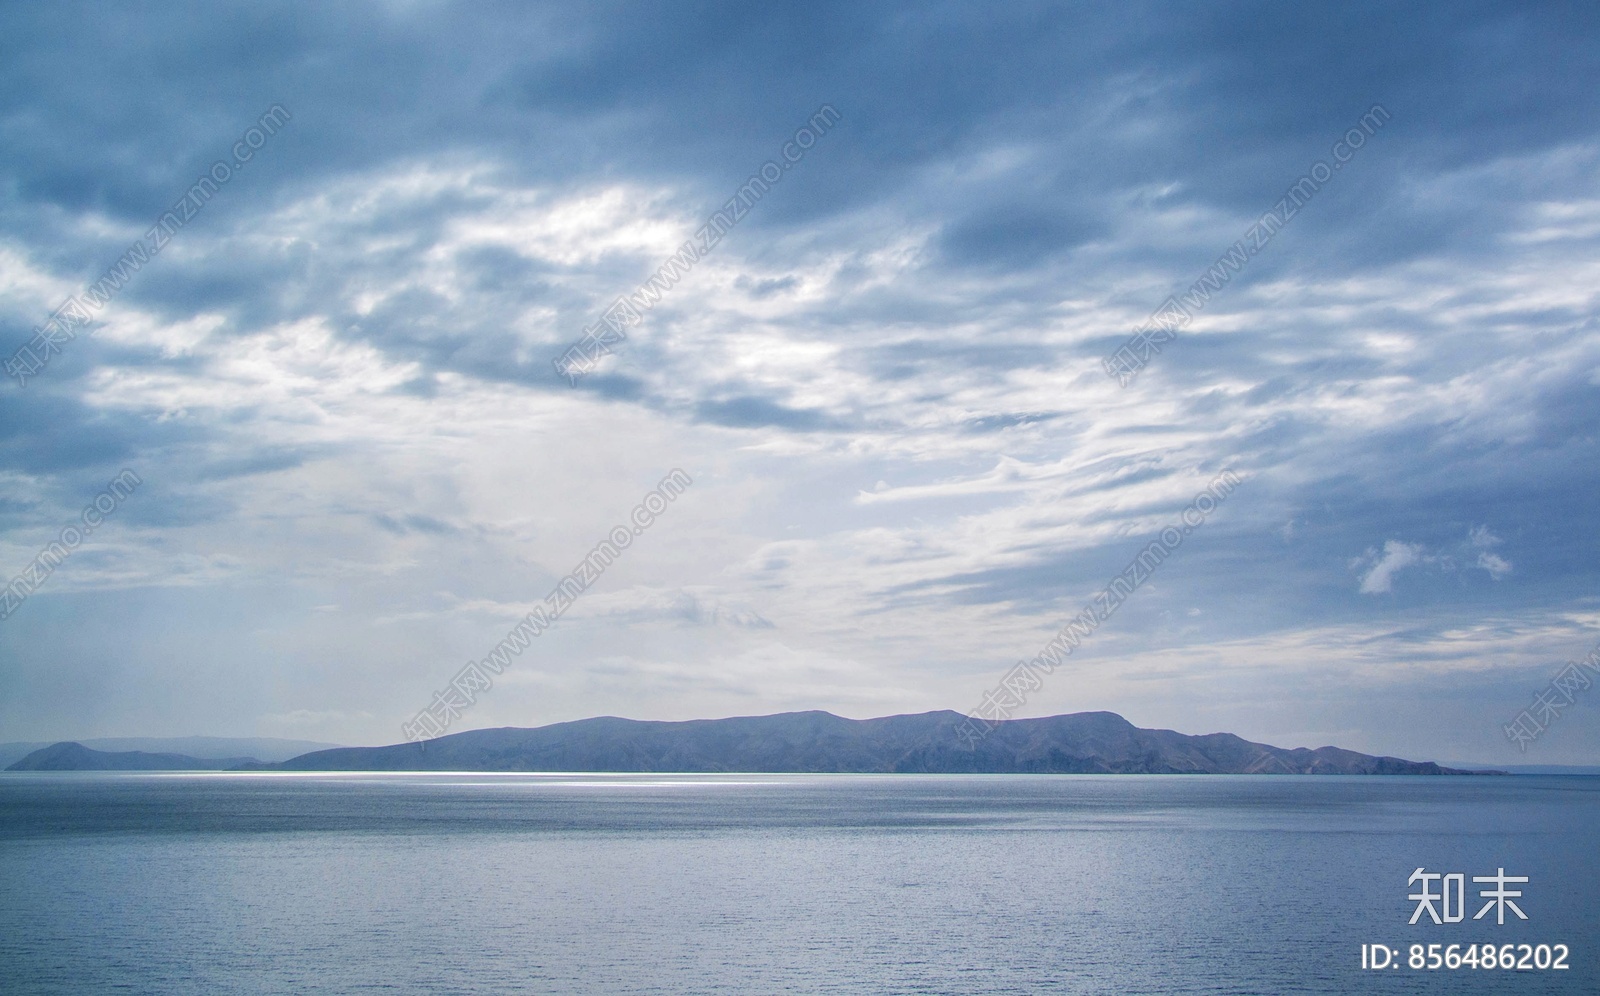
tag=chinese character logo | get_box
[1472,868,1528,925]
[1408,867,1528,925]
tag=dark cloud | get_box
[693,396,844,431]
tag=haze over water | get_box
[2,773,1595,994]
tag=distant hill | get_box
[263,710,1491,774]
[1443,762,1600,775]
[0,736,340,769]
[0,743,52,770]
[6,742,259,771]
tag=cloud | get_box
[1351,527,1517,595]
[1469,525,1513,579]
[1476,551,1513,580]
[1,2,1598,758]
[1355,540,1425,595]
[572,587,776,630]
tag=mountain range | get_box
[261,710,1487,774]
[6,742,259,771]
[0,736,340,769]
[5,711,1497,775]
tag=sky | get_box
[1,1,1598,763]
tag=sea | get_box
[0,773,1595,994]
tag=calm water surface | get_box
[1,773,1595,994]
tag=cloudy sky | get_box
[2,1,1598,763]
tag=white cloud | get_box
[1477,551,1513,579]
[1351,528,1514,594]
[1356,540,1425,594]
[1468,526,1512,578]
